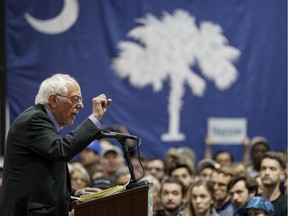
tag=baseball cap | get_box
[245,196,274,216]
[250,136,269,148]
[91,176,117,190]
[101,145,122,156]
[165,147,196,163]
[86,140,102,154]
[176,147,196,163]
[197,159,220,172]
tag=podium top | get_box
[72,183,151,209]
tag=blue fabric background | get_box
[5,0,287,161]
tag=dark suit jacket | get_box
[0,104,101,216]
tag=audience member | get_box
[231,163,246,177]
[175,147,196,166]
[204,136,250,168]
[68,161,86,174]
[210,167,234,216]
[156,177,185,216]
[164,147,196,176]
[164,148,179,168]
[204,137,230,167]
[100,145,126,182]
[70,167,91,190]
[168,163,196,192]
[197,159,220,182]
[91,175,117,190]
[213,150,234,168]
[246,136,270,178]
[99,138,114,149]
[79,140,102,178]
[145,158,166,183]
[244,196,274,216]
[260,151,287,216]
[227,176,258,216]
[183,180,220,216]
[115,166,131,185]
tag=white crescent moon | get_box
[24,0,79,34]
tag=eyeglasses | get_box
[56,94,83,104]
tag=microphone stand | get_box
[117,138,149,190]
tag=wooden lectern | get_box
[72,184,153,216]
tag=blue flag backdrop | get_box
[5,0,287,162]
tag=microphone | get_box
[99,129,139,140]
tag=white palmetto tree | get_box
[112,10,240,142]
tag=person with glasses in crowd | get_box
[145,158,166,183]
[0,74,111,216]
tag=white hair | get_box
[35,73,77,104]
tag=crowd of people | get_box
[66,135,287,216]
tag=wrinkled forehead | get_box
[66,81,81,94]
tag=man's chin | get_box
[165,206,179,212]
[67,119,75,126]
[61,122,73,128]
[235,204,242,209]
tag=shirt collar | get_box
[44,106,63,133]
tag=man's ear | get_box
[48,94,58,108]
[280,170,286,181]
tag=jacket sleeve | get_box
[26,111,102,162]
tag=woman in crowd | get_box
[183,180,219,216]
[70,167,91,190]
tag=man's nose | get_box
[167,193,174,200]
[76,102,84,109]
[233,194,239,201]
[264,169,270,175]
